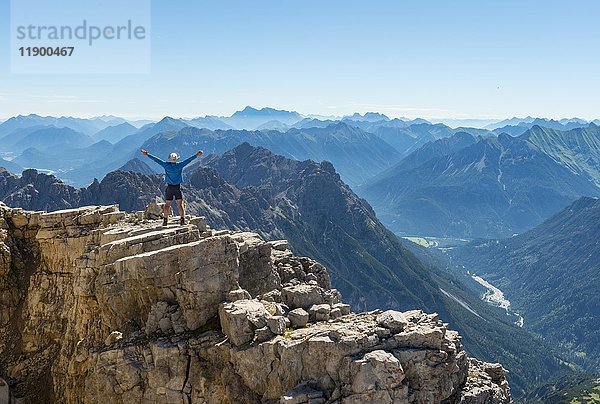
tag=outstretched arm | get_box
[141,149,167,167]
[180,150,203,167]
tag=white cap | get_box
[168,152,180,162]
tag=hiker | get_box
[141,149,203,226]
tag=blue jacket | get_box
[147,153,197,185]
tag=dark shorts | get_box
[165,184,183,201]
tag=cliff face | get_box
[0,203,510,403]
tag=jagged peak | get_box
[155,116,185,125]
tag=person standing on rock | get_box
[141,149,203,226]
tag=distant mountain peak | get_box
[529,124,546,132]
[149,117,188,131]
[497,132,514,143]
[240,106,259,113]
[230,141,260,154]
[225,107,303,130]
[347,112,390,122]
[233,106,298,115]
[119,158,157,176]
[329,121,353,129]
[158,116,178,123]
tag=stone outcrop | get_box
[0,203,511,403]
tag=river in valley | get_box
[471,274,524,327]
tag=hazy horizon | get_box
[0,108,598,130]
[2,1,600,120]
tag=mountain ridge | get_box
[0,144,571,395]
[359,131,600,238]
[451,196,600,370]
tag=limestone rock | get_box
[267,316,287,335]
[229,311,469,402]
[0,205,511,404]
[269,240,288,251]
[274,254,332,291]
[235,232,281,297]
[332,303,351,316]
[330,307,342,320]
[288,308,310,328]
[254,326,275,343]
[189,216,207,231]
[458,358,511,403]
[143,202,163,220]
[274,303,287,316]
[226,288,252,302]
[308,304,331,322]
[0,228,10,278]
[145,301,187,335]
[280,383,325,404]
[376,310,408,333]
[343,350,407,402]
[219,299,270,346]
[282,284,340,310]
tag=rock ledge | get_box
[0,204,510,403]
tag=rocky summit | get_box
[0,203,510,403]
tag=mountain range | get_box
[224,106,302,129]
[2,109,600,240]
[0,144,572,396]
[2,108,600,398]
[0,114,127,137]
[138,123,403,187]
[359,126,600,238]
[486,116,592,131]
[0,113,418,187]
[523,124,600,187]
[450,196,600,371]
[92,122,139,143]
[0,109,504,192]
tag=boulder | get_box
[330,308,342,320]
[332,303,351,316]
[254,326,275,343]
[190,216,207,231]
[144,202,163,220]
[219,299,270,346]
[227,289,252,302]
[349,350,405,393]
[376,310,408,333]
[288,308,309,328]
[267,316,287,335]
[281,284,340,310]
[309,304,331,322]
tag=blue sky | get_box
[1,0,599,120]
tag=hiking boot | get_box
[162,217,168,226]
[180,217,186,225]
